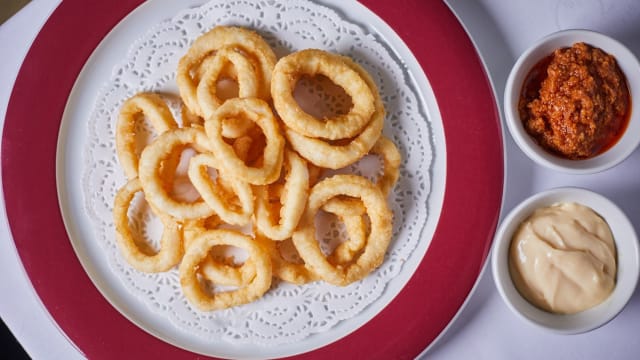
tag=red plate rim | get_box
[1,0,503,358]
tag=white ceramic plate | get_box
[56,0,445,357]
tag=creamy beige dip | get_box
[509,202,617,314]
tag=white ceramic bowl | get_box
[504,29,640,174]
[492,187,640,334]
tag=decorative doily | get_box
[83,0,433,346]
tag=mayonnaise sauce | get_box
[509,202,617,314]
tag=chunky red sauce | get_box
[519,42,631,159]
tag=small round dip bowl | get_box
[492,187,640,334]
[504,29,640,174]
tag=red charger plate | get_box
[2,0,503,358]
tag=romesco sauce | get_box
[519,42,631,159]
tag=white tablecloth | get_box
[1,1,639,358]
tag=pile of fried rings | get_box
[113,26,401,311]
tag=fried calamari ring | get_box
[183,58,256,138]
[183,216,254,286]
[204,98,285,185]
[255,235,318,285]
[116,93,178,179]
[196,46,259,134]
[370,135,401,196]
[187,153,254,226]
[179,229,272,311]
[285,112,383,169]
[182,217,257,287]
[272,49,375,140]
[285,57,384,169]
[322,197,368,265]
[113,178,183,272]
[292,174,392,286]
[177,26,276,116]
[138,127,215,220]
[255,150,309,240]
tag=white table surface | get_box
[2,1,639,359]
